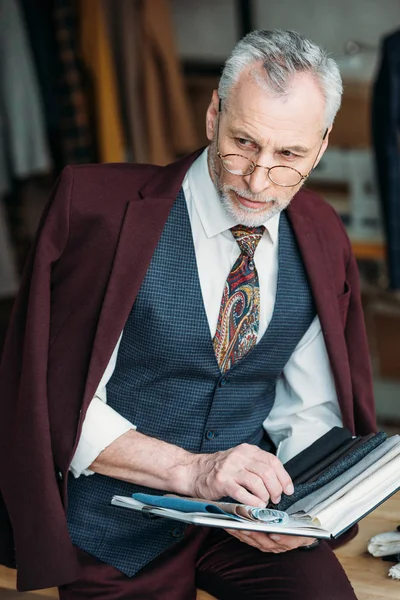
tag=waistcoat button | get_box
[172,527,184,538]
[206,430,215,440]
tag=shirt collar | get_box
[186,147,280,244]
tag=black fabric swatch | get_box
[283,426,353,481]
[293,436,362,485]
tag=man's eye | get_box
[281,150,298,159]
[237,138,255,148]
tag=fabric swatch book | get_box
[111,431,400,540]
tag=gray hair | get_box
[218,30,343,128]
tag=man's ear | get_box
[205,90,220,141]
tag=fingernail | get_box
[270,534,281,541]
[285,483,294,495]
[274,495,281,504]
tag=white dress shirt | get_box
[70,148,342,477]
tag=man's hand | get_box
[90,432,293,507]
[225,529,317,553]
[186,443,294,506]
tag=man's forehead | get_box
[225,70,325,138]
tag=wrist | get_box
[299,539,322,551]
[171,451,204,497]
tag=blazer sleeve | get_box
[0,167,80,590]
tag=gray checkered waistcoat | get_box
[67,189,316,577]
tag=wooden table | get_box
[334,491,400,600]
[1,492,400,600]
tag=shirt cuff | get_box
[69,397,136,478]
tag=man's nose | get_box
[243,166,274,195]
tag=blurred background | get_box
[0,0,399,430]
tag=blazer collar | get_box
[139,148,204,200]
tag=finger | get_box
[224,528,252,542]
[298,537,317,547]
[255,452,294,496]
[269,534,317,549]
[230,530,285,553]
[246,459,285,504]
[224,529,264,550]
[226,481,268,508]
[235,471,272,504]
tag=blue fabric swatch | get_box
[132,493,241,520]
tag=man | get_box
[0,30,376,599]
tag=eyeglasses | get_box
[216,105,328,188]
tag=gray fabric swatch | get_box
[274,431,387,512]
[287,434,399,515]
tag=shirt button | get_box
[248,259,255,270]
[206,430,215,440]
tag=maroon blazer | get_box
[0,150,376,591]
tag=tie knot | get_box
[230,225,266,257]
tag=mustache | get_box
[224,185,276,203]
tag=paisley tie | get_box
[213,225,265,373]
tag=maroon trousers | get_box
[58,527,357,600]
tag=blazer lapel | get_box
[81,150,204,411]
[287,205,353,423]
[82,196,175,410]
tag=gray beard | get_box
[220,187,288,226]
[208,143,292,226]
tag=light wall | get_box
[170,0,400,81]
[170,0,238,61]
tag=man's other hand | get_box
[225,529,317,553]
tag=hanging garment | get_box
[19,0,62,167]
[139,0,198,165]
[103,0,197,165]
[53,0,96,165]
[0,0,52,196]
[77,0,126,163]
[102,0,148,163]
[0,198,18,297]
[371,30,400,290]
